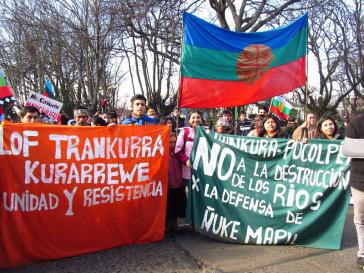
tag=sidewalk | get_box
[1,207,359,273]
[173,206,358,272]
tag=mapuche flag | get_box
[43,76,55,99]
[179,13,308,108]
[270,96,292,120]
[0,69,16,115]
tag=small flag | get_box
[270,96,292,120]
[0,69,6,87]
[43,76,55,98]
[0,68,16,111]
[0,77,5,87]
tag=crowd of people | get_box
[3,94,364,269]
[217,106,346,141]
[10,95,348,144]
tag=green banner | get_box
[186,127,351,250]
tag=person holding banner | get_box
[317,116,343,140]
[175,111,204,179]
[343,114,364,269]
[121,94,157,125]
[175,111,204,230]
[258,115,286,138]
[73,106,90,126]
[19,106,41,123]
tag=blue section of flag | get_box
[183,12,308,52]
[45,77,55,98]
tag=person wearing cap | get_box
[121,94,157,125]
[215,119,230,134]
[73,106,90,126]
[217,109,234,134]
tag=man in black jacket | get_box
[345,113,364,269]
[170,108,185,133]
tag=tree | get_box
[113,0,203,116]
[0,0,125,115]
[293,0,364,116]
[208,0,312,32]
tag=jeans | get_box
[352,187,364,257]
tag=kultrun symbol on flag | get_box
[278,102,285,112]
[236,44,274,85]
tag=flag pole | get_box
[304,78,308,119]
[175,12,186,133]
[304,12,309,121]
[268,97,274,113]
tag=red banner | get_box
[0,122,169,268]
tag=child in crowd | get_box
[166,132,186,232]
[160,116,174,131]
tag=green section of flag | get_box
[268,26,307,68]
[0,77,6,87]
[182,26,307,81]
[182,46,239,80]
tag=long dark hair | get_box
[317,116,338,138]
[187,111,205,125]
[258,115,281,138]
[159,116,173,125]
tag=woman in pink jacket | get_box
[174,111,204,227]
[174,111,204,181]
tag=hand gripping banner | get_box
[0,122,169,268]
[186,127,351,250]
